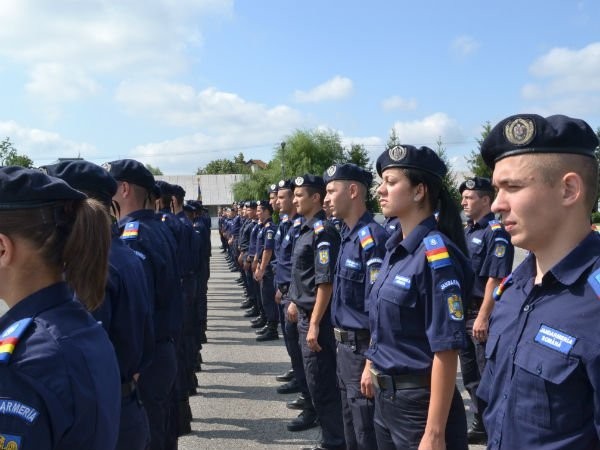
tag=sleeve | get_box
[363,225,390,299]
[480,228,514,279]
[313,224,340,286]
[264,225,276,251]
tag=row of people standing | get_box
[0,159,211,450]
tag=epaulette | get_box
[293,218,302,227]
[588,268,600,300]
[493,274,513,301]
[358,226,375,250]
[423,234,452,269]
[313,220,325,235]
[121,221,140,240]
[489,220,503,232]
[0,318,33,365]
[281,214,289,223]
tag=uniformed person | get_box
[0,166,121,449]
[365,145,472,450]
[382,216,401,235]
[238,202,256,310]
[323,163,389,450]
[106,159,182,450]
[289,174,345,450]
[477,114,600,449]
[247,206,265,326]
[457,176,514,444]
[45,160,154,450]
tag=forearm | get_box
[260,249,273,270]
[424,350,458,438]
[479,277,501,320]
[311,283,333,326]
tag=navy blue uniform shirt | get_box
[247,221,260,259]
[464,212,514,301]
[478,231,600,450]
[0,283,121,450]
[382,216,401,235]
[331,212,389,331]
[118,209,182,341]
[366,215,471,375]
[274,214,302,289]
[257,218,277,266]
[290,210,341,311]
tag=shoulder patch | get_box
[0,318,33,365]
[447,294,464,321]
[588,268,600,299]
[489,220,502,232]
[0,433,22,449]
[493,274,513,301]
[423,234,452,269]
[358,226,375,250]
[0,399,40,424]
[293,218,302,228]
[313,220,325,234]
[121,221,140,240]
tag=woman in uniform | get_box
[0,166,120,449]
[362,146,472,450]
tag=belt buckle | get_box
[369,367,382,389]
[334,328,348,342]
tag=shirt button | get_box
[523,304,531,312]
[503,394,508,399]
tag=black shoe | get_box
[467,415,487,444]
[250,314,264,324]
[286,394,306,410]
[277,379,300,394]
[256,328,278,341]
[243,307,259,318]
[250,318,267,329]
[255,325,270,335]
[301,446,345,450]
[287,409,318,432]
[199,331,207,344]
[240,300,253,309]
[276,369,294,382]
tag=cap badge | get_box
[326,165,337,177]
[504,118,535,146]
[278,180,286,187]
[465,179,476,189]
[102,162,112,172]
[37,166,48,175]
[388,145,407,162]
[270,184,276,190]
[295,176,304,186]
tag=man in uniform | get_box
[289,174,345,450]
[458,176,514,444]
[106,159,182,450]
[323,163,389,450]
[477,114,600,449]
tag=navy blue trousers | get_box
[115,394,150,450]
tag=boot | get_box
[276,368,294,382]
[256,322,278,341]
[250,316,267,329]
[287,408,318,432]
[255,325,270,335]
[467,413,487,444]
[243,306,259,318]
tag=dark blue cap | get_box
[323,163,373,187]
[43,160,117,204]
[459,177,494,194]
[172,184,186,198]
[277,179,294,190]
[481,114,599,168]
[0,166,86,209]
[183,202,196,212]
[292,174,325,189]
[257,199,273,212]
[245,200,257,208]
[155,180,174,196]
[376,145,447,179]
[104,159,155,192]
[268,183,278,194]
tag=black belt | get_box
[121,380,137,398]
[370,368,431,390]
[334,327,370,343]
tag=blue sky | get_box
[1,0,599,174]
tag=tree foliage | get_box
[386,127,401,149]
[466,122,493,178]
[434,137,461,207]
[197,152,250,175]
[0,137,34,168]
[145,163,163,175]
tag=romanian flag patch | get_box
[588,268,600,300]
[493,274,513,301]
[489,220,502,231]
[358,226,375,250]
[121,221,140,240]
[0,318,33,365]
[423,234,452,269]
[313,220,325,235]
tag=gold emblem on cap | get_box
[504,118,535,146]
[295,176,304,186]
[465,179,476,189]
[326,165,337,177]
[388,145,407,162]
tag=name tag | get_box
[345,259,362,270]
[471,237,482,245]
[393,275,411,289]
[534,324,576,355]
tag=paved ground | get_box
[179,231,500,449]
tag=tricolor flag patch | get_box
[358,226,375,250]
[423,235,452,269]
[0,318,33,365]
[313,220,325,235]
[121,221,140,240]
[588,268,600,299]
[489,220,502,231]
[493,274,513,301]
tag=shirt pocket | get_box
[512,343,585,431]
[338,267,366,311]
[378,282,419,337]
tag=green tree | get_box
[466,122,493,178]
[386,127,401,149]
[197,152,249,175]
[233,129,345,200]
[0,137,34,168]
[343,143,379,212]
[435,136,461,207]
[145,163,163,175]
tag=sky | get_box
[1,0,599,174]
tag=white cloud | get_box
[0,1,233,104]
[391,113,464,147]
[451,35,481,57]
[381,96,417,111]
[0,120,99,164]
[25,63,101,102]
[522,42,600,115]
[293,76,354,103]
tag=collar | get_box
[301,209,326,230]
[386,215,437,253]
[344,211,374,241]
[468,212,495,230]
[118,208,156,228]
[0,282,73,330]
